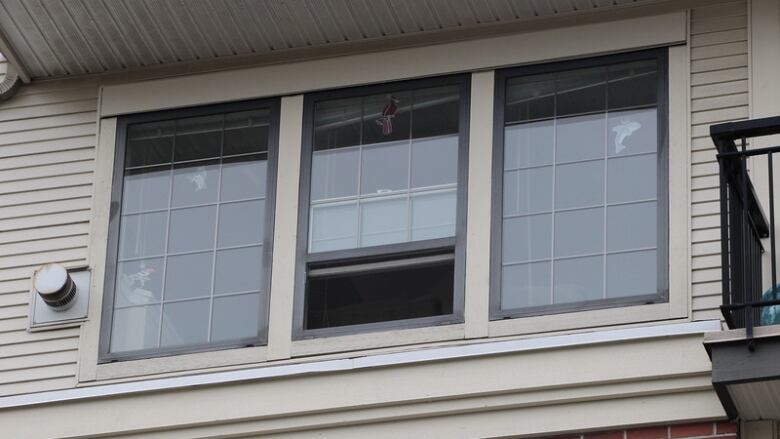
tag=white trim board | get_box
[0,320,720,410]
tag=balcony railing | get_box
[712,117,780,347]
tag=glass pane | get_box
[608,108,657,156]
[360,197,408,247]
[556,113,606,163]
[126,121,174,168]
[360,141,409,195]
[173,115,223,162]
[220,156,267,202]
[501,262,552,309]
[506,73,555,123]
[311,147,359,201]
[504,120,554,170]
[556,66,607,117]
[608,59,657,110]
[553,255,604,304]
[171,161,220,207]
[223,109,270,156]
[168,206,217,253]
[411,134,458,188]
[310,202,358,252]
[118,211,167,259]
[160,299,210,347]
[211,293,262,342]
[314,97,361,150]
[411,190,457,240]
[362,92,411,144]
[306,261,453,329]
[164,252,213,300]
[607,201,657,252]
[115,258,164,307]
[412,86,459,139]
[503,167,553,216]
[554,207,604,257]
[214,246,264,295]
[218,200,265,248]
[607,154,657,203]
[122,167,171,214]
[555,160,604,210]
[502,214,552,263]
[110,305,160,352]
[607,250,657,297]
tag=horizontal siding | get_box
[0,80,98,396]
[690,1,749,321]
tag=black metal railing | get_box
[712,117,780,347]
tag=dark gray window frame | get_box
[490,48,670,320]
[294,74,471,339]
[99,98,281,363]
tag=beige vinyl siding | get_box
[690,1,749,321]
[0,79,98,396]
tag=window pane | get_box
[608,59,657,109]
[411,190,457,240]
[504,121,554,170]
[122,167,171,214]
[556,113,606,163]
[310,202,358,252]
[164,252,213,300]
[607,201,657,252]
[115,258,164,307]
[211,293,262,342]
[607,154,657,203]
[306,261,453,329]
[501,262,552,309]
[556,66,606,117]
[118,212,167,259]
[220,156,267,202]
[555,160,604,210]
[223,110,269,156]
[173,115,223,162]
[362,92,411,144]
[554,207,604,257]
[411,134,458,188]
[168,206,216,253]
[553,255,604,304]
[110,305,160,352]
[160,299,210,347]
[360,197,407,247]
[314,97,361,150]
[171,162,220,207]
[502,214,552,263]
[311,147,359,200]
[126,121,174,168]
[412,86,459,139]
[218,200,265,248]
[607,250,657,298]
[214,246,264,295]
[608,108,657,156]
[360,141,409,195]
[504,167,553,216]
[506,73,555,123]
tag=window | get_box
[100,99,279,361]
[491,49,668,318]
[295,75,470,337]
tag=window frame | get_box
[293,74,471,339]
[489,48,670,320]
[98,97,281,363]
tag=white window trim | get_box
[79,12,689,382]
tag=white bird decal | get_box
[186,166,207,192]
[612,118,641,154]
[118,266,156,305]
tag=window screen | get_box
[495,50,667,315]
[103,102,277,360]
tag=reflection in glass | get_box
[122,167,171,213]
[171,162,220,207]
[360,197,407,246]
[504,121,554,170]
[501,262,552,309]
[411,190,457,241]
[214,246,264,295]
[164,252,213,300]
[360,141,409,195]
[311,148,359,200]
[160,299,210,347]
[553,255,604,304]
[115,258,164,308]
[111,305,160,352]
[211,293,262,342]
[310,203,358,252]
[118,211,167,259]
[218,200,265,247]
[167,206,217,253]
[502,214,552,264]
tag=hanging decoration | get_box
[376,95,400,135]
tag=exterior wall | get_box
[690,0,750,321]
[0,79,98,396]
[548,421,738,439]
